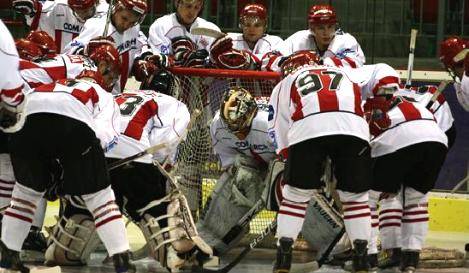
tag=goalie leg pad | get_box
[196,155,267,254]
[301,192,345,259]
[45,208,100,266]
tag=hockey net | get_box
[167,67,286,248]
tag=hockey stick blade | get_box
[108,143,167,171]
[30,266,61,273]
[190,27,226,39]
[193,219,277,273]
[425,80,449,109]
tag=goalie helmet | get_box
[220,87,258,135]
[15,39,43,61]
[308,5,337,25]
[25,30,57,57]
[114,0,148,25]
[439,36,467,70]
[239,3,267,27]
[280,50,320,77]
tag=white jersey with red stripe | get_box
[26,79,120,150]
[370,98,447,157]
[106,90,190,164]
[227,32,283,57]
[24,0,109,53]
[64,16,142,93]
[0,20,25,110]
[19,54,96,90]
[268,65,369,157]
[148,13,221,55]
[340,63,400,100]
[277,29,365,68]
[395,86,454,133]
[210,99,276,169]
[453,74,469,111]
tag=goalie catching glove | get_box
[210,36,256,69]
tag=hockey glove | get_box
[211,49,253,70]
[132,60,157,82]
[209,36,233,60]
[0,100,25,133]
[12,0,39,16]
[171,36,197,65]
[144,53,174,69]
[184,49,208,68]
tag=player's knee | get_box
[282,185,314,203]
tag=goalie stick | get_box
[405,29,418,88]
[190,27,226,39]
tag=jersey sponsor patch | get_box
[268,104,274,121]
[160,45,169,54]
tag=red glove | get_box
[12,0,39,16]
[364,98,391,136]
[211,49,252,69]
[132,60,157,82]
[210,36,233,60]
[145,53,174,68]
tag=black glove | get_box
[12,0,39,16]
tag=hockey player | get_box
[15,39,44,61]
[25,30,58,57]
[208,3,283,70]
[0,69,135,273]
[147,0,221,67]
[277,5,365,68]
[19,43,121,91]
[64,0,154,93]
[439,36,469,111]
[269,50,372,273]
[12,0,109,53]
[196,87,276,254]
[364,85,448,273]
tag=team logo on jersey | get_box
[235,141,268,151]
[63,23,81,33]
[160,45,169,54]
[268,105,274,121]
[117,38,137,52]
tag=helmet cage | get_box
[220,88,258,134]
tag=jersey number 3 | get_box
[297,70,343,96]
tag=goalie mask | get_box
[280,50,321,77]
[439,36,467,81]
[220,87,258,136]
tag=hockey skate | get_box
[378,247,401,269]
[273,237,293,273]
[21,226,47,263]
[0,239,30,273]
[367,254,378,273]
[113,251,136,273]
[351,239,369,273]
[400,250,419,273]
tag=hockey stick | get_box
[108,143,167,170]
[405,29,418,88]
[190,27,226,39]
[425,80,449,110]
[193,218,277,273]
[102,0,114,37]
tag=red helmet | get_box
[115,0,148,24]
[280,50,321,77]
[308,5,337,25]
[26,30,57,56]
[68,0,97,10]
[15,39,43,61]
[88,44,121,73]
[76,70,107,90]
[439,36,467,69]
[240,4,267,26]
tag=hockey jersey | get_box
[24,0,109,53]
[370,98,447,157]
[227,32,283,57]
[106,90,190,164]
[268,65,369,157]
[210,99,276,168]
[0,20,26,132]
[395,86,454,133]
[148,13,221,55]
[453,74,469,111]
[64,16,143,93]
[19,54,96,90]
[27,79,120,150]
[277,29,365,68]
